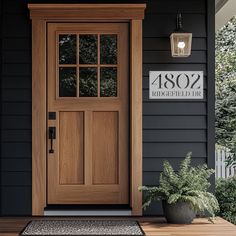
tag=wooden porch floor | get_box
[0,217,235,236]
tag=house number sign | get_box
[149,71,203,99]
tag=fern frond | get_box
[139,152,219,218]
[167,194,182,204]
[179,152,192,178]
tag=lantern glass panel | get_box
[170,33,192,57]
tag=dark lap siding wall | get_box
[0,0,214,215]
[142,0,209,215]
[1,0,32,214]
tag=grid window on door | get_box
[58,34,118,98]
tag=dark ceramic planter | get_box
[162,200,196,224]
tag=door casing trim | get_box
[28,4,146,216]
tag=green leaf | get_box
[139,153,218,218]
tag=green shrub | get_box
[139,152,219,218]
[216,176,236,224]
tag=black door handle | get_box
[49,127,56,153]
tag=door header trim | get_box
[28,4,146,20]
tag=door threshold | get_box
[44,210,132,216]
[44,205,132,216]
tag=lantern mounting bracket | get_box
[176,13,184,32]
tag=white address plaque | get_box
[149,71,204,99]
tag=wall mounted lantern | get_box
[170,13,192,57]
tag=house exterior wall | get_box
[0,0,215,215]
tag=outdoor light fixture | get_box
[170,13,192,57]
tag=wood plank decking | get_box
[0,217,235,236]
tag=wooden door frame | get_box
[28,4,146,216]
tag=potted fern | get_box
[139,152,219,224]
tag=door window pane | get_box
[59,34,76,64]
[100,35,117,65]
[59,67,77,97]
[100,67,117,97]
[79,67,97,97]
[79,35,97,64]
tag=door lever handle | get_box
[49,127,56,154]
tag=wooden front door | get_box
[47,23,129,204]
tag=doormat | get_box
[20,220,145,236]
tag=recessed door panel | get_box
[59,111,84,185]
[47,23,129,204]
[92,111,118,185]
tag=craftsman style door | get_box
[47,23,129,204]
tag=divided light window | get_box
[58,34,118,98]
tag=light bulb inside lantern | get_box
[177,41,186,49]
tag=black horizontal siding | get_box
[144,201,162,216]
[1,158,31,171]
[143,102,207,115]
[2,64,31,76]
[143,172,161,186]
[143,64,207,76]
[2,14,31,38]
[2,89,31,102]
[143,116,207,129]
[145,0,206,14]
[143,143,207,158]
[143,51,207,64]
[1,142,31,158]
[0,0,213,216]
[143,157,206,172]
[2,76,31,89]
[1,130,31,142]
[144,14,206,37]
[2,38,31,51]
[2,103,31,115]
[1,186,31,215]
[1,116,31,130]
[3,50,32,64]
[1,172,32,186]
[143,130,207,143]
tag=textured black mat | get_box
[20,220,145,236]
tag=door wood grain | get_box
[59,111,84,185]
[47,23,129,204]
[92,111,118,185]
